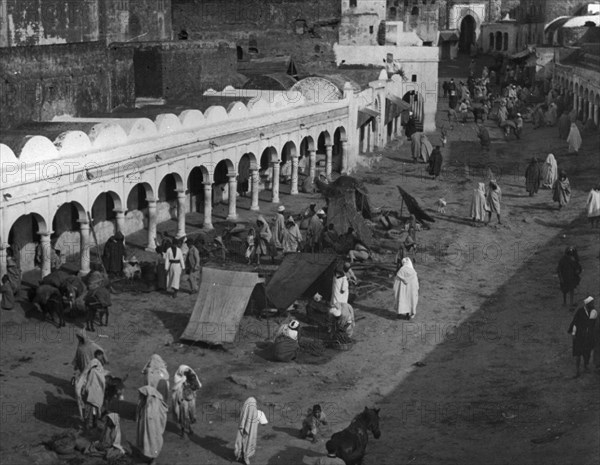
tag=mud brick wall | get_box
[171,0,340,73]
[158,42,240,99]
[0,42,134,129]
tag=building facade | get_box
[512,0,594,47]
[0,77,410,277]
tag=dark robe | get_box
[273,335,299,362]
[428,148,443,177]
[102,232,125,274]
[477,126,490,149]
[568,306,598,357]
[558,113,571,139]
[448,82,458,109]
[405,118,417,139]
[552,178,571,207]
[524,161,541,195]
[557,255,581,294]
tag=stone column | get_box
[340,139,348,174]
[578,97,583,120]
[227,175,238,221]
[594,104,599,126]
[40,232,52,278]
[250,169,260,211]
[113,209,125,236]
[0,244,7,280]
[290,157,299,195]
[78,220,91,275]
[146,200,157,251]
[573,93,578,115]
[325,144,333,180]
[308,149,317,181]
[271,161,280,203]
[202,183,214,230]
[588,100,593,124]
[176,189,186,238]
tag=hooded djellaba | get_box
[141,354,170,402]
[136,385,168,463]
[470,182,490,223]
[102,232,126,275]
[234,397,268,465]
[525,158,541,196]
[541,153,558,189]
[553,170,571,210]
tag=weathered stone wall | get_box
[172,0,340,31]
[0,42,134,129]
[171,0,340,73]
[0,0,171,47]
[0,0,100,47]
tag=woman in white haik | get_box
[393,257,419,320]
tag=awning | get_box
[387,94,412,111]
[385,99,401,124]
[357,107,379,128]
[266,254,337,310]
[439,31,459,42]
[181,268,265,345]
[511,49,535,60]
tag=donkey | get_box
[326,407,381,465]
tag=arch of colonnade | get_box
[553,68,600,126]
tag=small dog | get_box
[436,198,447,214]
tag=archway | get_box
[459,15,476,53]
[299,136,315,176]
[158,173,183,222]
[187,167,207,213]
[333,127,347,173]
[52,201,87,266]
[91,191,122,244]
[213,159,234,206]
[8,213,48,273]
[238,153,257,197]
[259,147,278,192]
[280,142,297,184]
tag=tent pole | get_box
[400,197,404,217]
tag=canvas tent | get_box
[181,268,264,345]
[266,253,337,311]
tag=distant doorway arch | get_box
[459,15,476,53]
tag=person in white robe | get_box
[420,133,433,163]
[470,182,489,224]
[393,258,419,320]
[235,397,268,465]
[330,269,349,306]
[566,123,582,154]
[164,243,185,298]
[586,184,600,228]
[541,153,558,189]
[136,385,168,464]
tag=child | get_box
[1,275,15,310]
[316,441,345,465]
[245,229,255,265]
[300,404,328,443]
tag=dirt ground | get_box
[1,56,599,465]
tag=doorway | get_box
[459,15,476,53]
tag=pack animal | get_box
[436,198,447,214]
[33,284,66,327]
[326,407,381,465]
[103,374,128,414]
